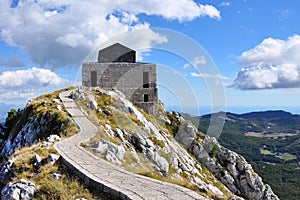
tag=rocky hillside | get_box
[0,88,111,199]
[0,87,279,199]
[184,111,300,199]
[73,87,278,200]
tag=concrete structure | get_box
[82,43,158,114]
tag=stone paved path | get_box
[54,90,207,200]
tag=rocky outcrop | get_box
[0,160,14,184]
[1,179,35,200]
[186,136,279,200]
[91,139,125,165]
[1,101,66,158]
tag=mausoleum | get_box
[82,43,158,114]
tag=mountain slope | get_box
[0,87,279,199]
[184,111,300,200]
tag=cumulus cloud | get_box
[0,67,71,102]
[0,55,24,68]
[0,0,220,68]
[233,35,300,90]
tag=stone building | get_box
[82,43,158,114]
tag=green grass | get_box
[149,136,165,148]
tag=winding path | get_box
[54,90,206,200]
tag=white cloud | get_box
[191,72,230,80]
[192,56,207,67]
[183,63,190,69]
[0,0,220,68]
[0,67,71,103]
[233,35,300,90]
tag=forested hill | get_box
[183,110,300,200]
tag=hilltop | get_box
[0,87,279,199]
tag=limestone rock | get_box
[0,160,14,183]
[47,154,60,165]
[92,139,125,165]
[175,123,197,149]
[46,134,61,143]
[52,99,60,103]
[115,128,125,142]
[33,154,42,168]
[1,179,35,200]
[51,171,62,180]
[103,124,115,138]
[152,152,169,174]
[88,94,97,110]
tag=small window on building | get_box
[144,94,149,102]
[143,72,149,88]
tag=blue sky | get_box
[1,0,300,115]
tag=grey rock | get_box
[1,179,35,200]
[103,124,115,138]
[52,99,60,103]
[152,152,169,174]
[51,171,62,180]
[170,154,179,169]
[88,94,97,110]
[129,132,147,152]
[175,123,197,149]
[115,128,125,142]
[46,134,61,143]
[56,105,62,111]
[33,154,42,168]
[102,109,112,116]
[47,154,60,165]
[0,160,14,183]
[93,139,125,165]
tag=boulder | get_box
[175,123,197,149]
[52,99,60,103]
[56,105,62,111]
[88,94,97,110]
[1,179,35,200]
[47,154,60,165]
[46,134,61,143]
[152,152,169,174]
[115,128,125,142]
[93,139,125,165]
[0,160,14,183]
[102,109,112,116]
[103,124,115,138]
[129,132,147,152]
[33,154,42,168]
[51,171,62,180]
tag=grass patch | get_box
[276,153,297,161]
[149,136,165,148]
[11,142,95,199]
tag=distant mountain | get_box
[183,110,300,200]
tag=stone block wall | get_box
[82,62,158,114]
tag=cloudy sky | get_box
[1,0,300,115]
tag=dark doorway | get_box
[91,71,97,87]
[144,94,149,102]
[143,72,149,88]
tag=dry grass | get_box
[11,143,93,199]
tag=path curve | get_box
[54,89,207,200]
